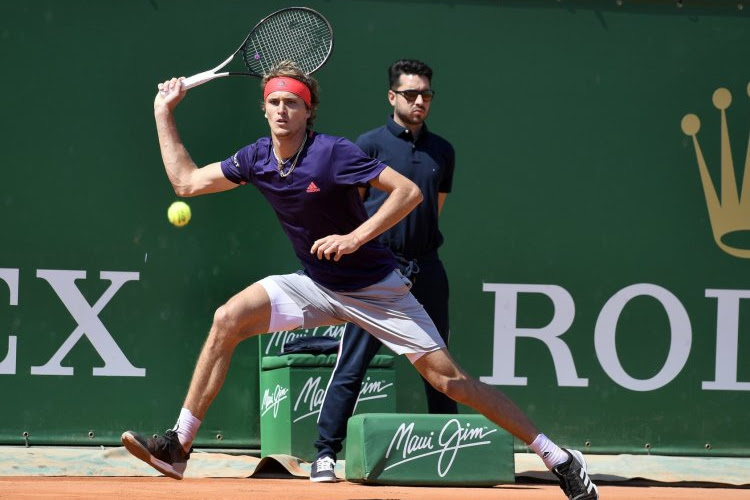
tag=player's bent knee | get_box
[210,304,243,341]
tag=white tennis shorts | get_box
[259,270,445,362]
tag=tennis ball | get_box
[167,201,191,227]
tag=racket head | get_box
[240,7,334,77]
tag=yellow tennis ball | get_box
[167,201,191,227]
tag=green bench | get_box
[258,329,396,462]
[346,413,515,486]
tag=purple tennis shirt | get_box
[221,132,398,291]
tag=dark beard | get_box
[395,109,425,128]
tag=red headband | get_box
[263,77,311,107]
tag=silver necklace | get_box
[274,134,307,178]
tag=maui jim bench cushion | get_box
[345,413,514,486]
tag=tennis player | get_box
[121,60,598,500]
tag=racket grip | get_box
[181,71,218,90]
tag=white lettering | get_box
[265,330,306,355]
[319,324,346,338]
[292,375,393,422]
[4,268,746,394]
[31,270,145,377]
[480,283,588,386]
[353,376,394,411]
[264,325,346,355]
[595,284,691,391]
[702,289,750,390]
[386,422,433,459]
[293,376,327,422]
[385,419,497,476]
[0,268,19,375]
[260,384,289,418]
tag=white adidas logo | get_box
[569,450,598,500]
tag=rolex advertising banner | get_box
[0,1,748,457]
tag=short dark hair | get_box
[261,60,320,127]
[388,59,433,89]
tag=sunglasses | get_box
[392,89,435,102]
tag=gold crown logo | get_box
[681,83,750,258]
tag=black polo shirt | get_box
[356,116,455,260]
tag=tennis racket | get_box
[177,7,333,91]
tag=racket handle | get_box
[181,71,221,90]
[158,71,227,96]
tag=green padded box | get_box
[345,413,515,486]
[259,353,395,462]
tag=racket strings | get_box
[248,17,326,73]
[242,9,332,75]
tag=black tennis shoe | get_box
[121,429,191,480]
[552,449,598,500]
[309,455,338,483]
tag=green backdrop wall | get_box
[1,0,748,456]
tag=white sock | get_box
[173,407,201,452]
[528,433,569,470]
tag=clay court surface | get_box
[1,477,748,500]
